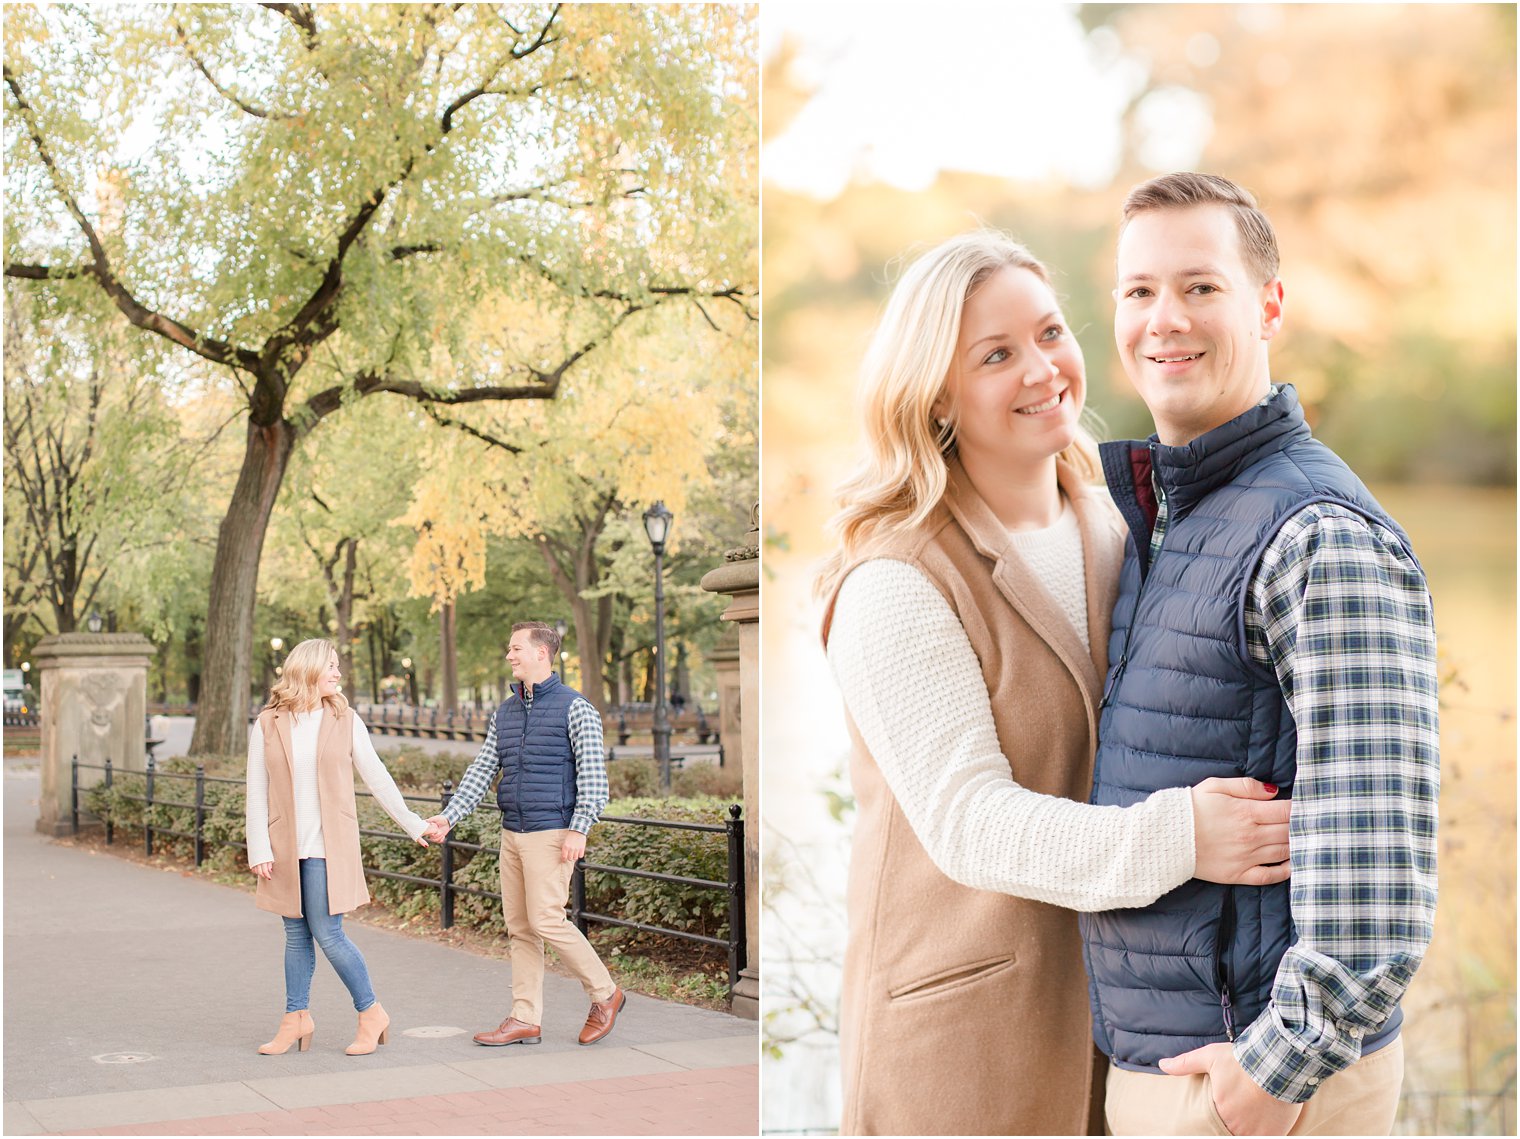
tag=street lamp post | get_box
[555,618,568,682]
[401,657,417,706]
[642,501,674,793]
[267,636,284,696]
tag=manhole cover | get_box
[93,1053,156,1065]
[402,1025,468,1039]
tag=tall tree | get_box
[5,3,757,752]
[2,286,202,642]
[396,298,755,711]
[258,395,419,685]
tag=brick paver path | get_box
[60,1065,758,1136]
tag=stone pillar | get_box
[33,633,154,837]
[700,503,760,1020]
[708,627,741,760]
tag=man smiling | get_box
[1084,173,1439,1136]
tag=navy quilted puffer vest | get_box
[494,674,580,833]
[1081,385,1412,1071]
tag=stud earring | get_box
[936,417,949,428]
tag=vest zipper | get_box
[514,686,533,831]
[1099,443,1164,714]
[1216,889,1238,1042]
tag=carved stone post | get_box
[700,503,760,1019]
[33,633,154,837]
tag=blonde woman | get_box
[817,231,1292,1135]
[244,638,431,1057]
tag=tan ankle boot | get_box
[345,1001,390,1055]
[258,1010,314,1055]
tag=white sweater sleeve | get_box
[827,558,1196,912]
[350,715,429,841]
[244,721,275,867]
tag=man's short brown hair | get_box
[511,621,561,658]
[1121,172,1280,285]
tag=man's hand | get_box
[422,815,452,843]
[250,861,274,881]
[1191,777,1293,886]
[1160,1042,1304,1136]
[560,829,587,863]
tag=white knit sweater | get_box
[1005,498,1088,648]
[245,711,428,867]
[828,558,1195,912]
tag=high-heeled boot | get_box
[345,1001,390,1055]
[258,1010,315,1055]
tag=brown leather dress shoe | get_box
[473,1016,542,1046]
[578,987,627,1046]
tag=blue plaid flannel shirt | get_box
[441,687,609,835]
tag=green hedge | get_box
[81,760,736,944]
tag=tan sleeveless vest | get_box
[821,458,1124,1136]
[253,704,370,919]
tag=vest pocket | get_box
[887,954,1017,1004]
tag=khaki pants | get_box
[498,828,616,1025]
[1106,1035,1404,1136]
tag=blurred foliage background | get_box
[760,4,1515,1134]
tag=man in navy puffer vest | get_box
[424,621,625,1048]
[1088,173,1439,1136]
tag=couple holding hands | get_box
[821,173,1439,1136]
[243,622,625,1058]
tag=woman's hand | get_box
[1191,778,1292,886]
[250,861,274,881]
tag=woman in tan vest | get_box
[816,231,1292,1135]
[245,638,432,1057]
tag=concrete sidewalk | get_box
[2,760,757,1136]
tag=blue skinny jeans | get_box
[282,857,376,1013]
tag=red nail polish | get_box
[1263,783,1279,795]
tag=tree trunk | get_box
[366,622,381,702]
[188,417,297,755]
[334,537,358,686]
[568,595,604,711]
[439,600,458,713]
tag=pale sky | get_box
[761,2,1212,198]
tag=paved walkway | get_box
[2,760,757,1136]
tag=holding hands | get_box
[422,815,452,843]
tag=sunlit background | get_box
[760,4,1516,1134]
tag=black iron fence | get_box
[69,755,747,995]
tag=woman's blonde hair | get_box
[265,638,348,716]
[816,230,1103,600]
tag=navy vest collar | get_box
[1151,385,1309,516]
[512,673,562,703]
[1102,384,1311,527]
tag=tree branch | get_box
[511,4,561,58]
[416,402,525,453]
[172,16,290,119]
[4,263,88,280]
[4,65,262,372]
[261,2,318,50]
[301,374,560,424]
